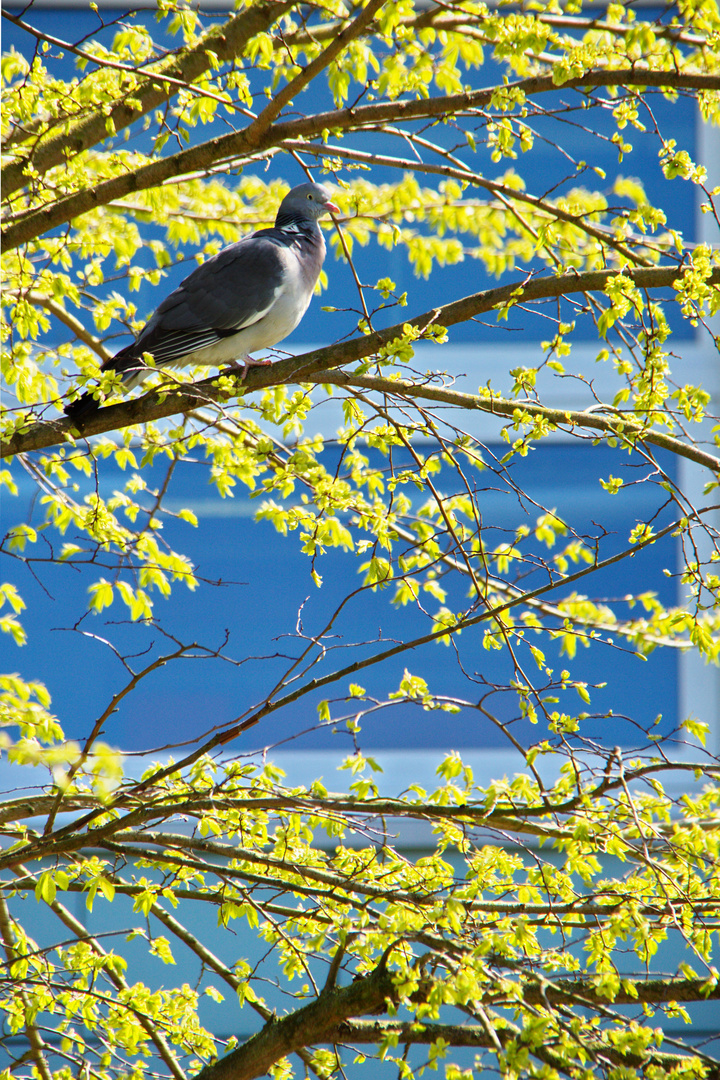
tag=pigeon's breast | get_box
[239,236,324,350]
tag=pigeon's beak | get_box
[325,200,340,215]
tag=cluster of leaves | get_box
[2,733,720,1080]
[2,0,720,1076]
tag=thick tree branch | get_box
[193,954,400,1080]
[3,67,718,251]
[3,765,718,834]
[188,968,720,1079]
[3,265,719,467]
[0,1,293,200]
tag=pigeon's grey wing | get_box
[133,233,288,365]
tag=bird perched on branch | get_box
[65,181,339,423]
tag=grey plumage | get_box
[65,182,338,422]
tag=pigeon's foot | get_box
[223,356,273,380]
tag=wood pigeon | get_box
[65,182,339,421]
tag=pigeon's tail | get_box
[64,392,101,424]
[64,346,145,424]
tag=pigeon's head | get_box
[277,182,339,225]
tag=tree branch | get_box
[0,892,53,1080]
[319,1019,713,1073]
[320,371,720,473]
[11,867,187,1080]
[25,292,112,361]
[4,67,718,251]
[0,1,293,199]
[3,265,719,466]
[3,763,718,834]
[241,0,386,149]
[279,137,660,266]
[132,895,328,1080]
[193,953,400,1080]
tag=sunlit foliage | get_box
[1,0,720,1077]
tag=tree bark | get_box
[195,957,399,1080]
[3,68,719,251]
[3,265,719,463]
[1,1,294,199]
